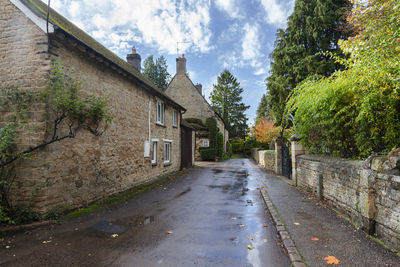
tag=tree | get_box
[210,70,249,138]
[256,94,271,121]
[286,0,400,158]
[265,0,352,124]
[142,55,171,91]
[253,118,280,146]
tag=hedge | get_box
[199,147,216,161]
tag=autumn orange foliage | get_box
[324,256,340,264]
[254,118,280,145]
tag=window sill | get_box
[156,122,166,128]
[152,162,157,166]
[173,125,178,128]
[163,162,171,166]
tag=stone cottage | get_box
[0,0,195,213]
[166,55,229,160]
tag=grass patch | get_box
[368,235,399,256]
[231,153,244,159]
[333,209,351,223]
[67,170,185,219]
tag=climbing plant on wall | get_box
[0,59,112,223]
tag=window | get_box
[203,140,209,147]
[151,142,157,165]
[172,109,178,127]
[164,142,171,164]
[156,100,164,125]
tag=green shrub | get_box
[10,206,41,225]
[200,147,216,161]
[285,0,400,158]
[227,140,233,156]
[231,139,244,153]
[206,117,217,148]
[216,132,224,157]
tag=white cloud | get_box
[215,0,243,19]
[218,23,267,75]
[44,0,213,55]
[259,0,295,27]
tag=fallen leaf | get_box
[231,217,238,220]
[247,245,255,250]
[263,238,268,243]
[111,234,119,238]
[88,253,92,256]
[42,240,52,244]
[165,231,173,235]
[5,246,10,249]
[248,237,254,240]
[263,225,268,228]
[0,238,4,242]
[239,224,245,228]
[311,237,319,241]
[294,222,300,226]
[324,256,340,264]
[67,243,71,246]
[74,228,79,231]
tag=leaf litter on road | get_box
[111,234,119,238]
[248,237,254,240]
[165,231,173,235]
[311,237,319,241]
[324,256,340,264]
[247,245,255,250]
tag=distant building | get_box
[166,55,229,160]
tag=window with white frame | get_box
[203,140,209,147]
[151,141,157,164]
[156,100,165,125]
[172,109,178,127]
[164,142,171,164]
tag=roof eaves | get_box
[21,0,185,112]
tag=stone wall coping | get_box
[297,154,364,168]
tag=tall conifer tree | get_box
[210,70,249,138]
[143,55,171,91]
[266,0,352,124]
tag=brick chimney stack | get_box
[195,83,202,95]
[127,47,141,72]
[176,54,186,75]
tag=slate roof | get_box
[21,0,185,111]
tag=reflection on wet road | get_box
[0,159,290,267]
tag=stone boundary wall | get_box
[258,150,276,172]
[251,149,276,173]
[295,154,400,251]
[251,148,260,163]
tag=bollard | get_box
[317,174,323,200]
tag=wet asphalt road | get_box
[0,159,290,267]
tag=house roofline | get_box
[16,0,185,112]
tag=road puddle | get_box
[91,221,127,234]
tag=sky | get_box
[42,0,295,124]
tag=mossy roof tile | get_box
[21,0,185,111]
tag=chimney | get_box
[195,83,202,95]
[127,47,141,72]
[176,54,186,75]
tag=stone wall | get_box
[0,0,50,208]
[295,153,400,251]
[1,1,182,213]
[258,150,276,172]
[251,149,276,173]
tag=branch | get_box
[0,133,73,168]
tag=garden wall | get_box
[251,149,276,173]
[295,153,400,251]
